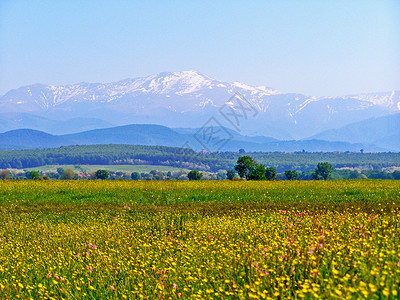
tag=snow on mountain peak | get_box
[345,90,400,111]
[111,71,214,95]
[232,81,280,96]
[1,71,399,122]
[148,71,213,95]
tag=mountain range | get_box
[0,71,399,151]
[0,124,388,153]
[0,113,114,135]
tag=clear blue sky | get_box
[0,0,399,96]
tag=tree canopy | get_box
[187,170,203,181]
[95,169,110,180]
[60,169,75,180]
[312,162,334,180]
[265,167,277,181]
[284,170,298,180]
[234,156,258,180]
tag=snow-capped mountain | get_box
[1,71,399,139]
[0,71,280,112]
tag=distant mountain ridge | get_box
[308,113,400,151]
[0,113,114,134]
[0,124,386,152]
[1,71,399,140]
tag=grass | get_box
[1,180,399,211]
[0,180,399,299]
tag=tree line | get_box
[187,157,400,181]
[232,156,333,181]
[1,163,399,181]
[1,145,400,173]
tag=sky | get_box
[0,0,399,96]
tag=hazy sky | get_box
[0,0,399,96]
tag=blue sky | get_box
[0,0,399,96]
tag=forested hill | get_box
[1,144,400,172]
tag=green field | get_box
[24,164,190,174]
[0,180,399,299]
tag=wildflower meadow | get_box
[0,180,399,299]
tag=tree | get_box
[95,169,110,180]
[216,172,227,180]
[284,169,298,181]
[60,169,75,180]
[238,149,246,154]
[0,170,10,180]
[313,162,334,180]
[348,170,361,179]
[187,170,203,181]
[265,167,277,181]
[226,169,237,180]
[248,164,266,181]
[57,167,64,175]
[27,171,42,180]
[392,170,400,180]
[234,156,257,180]
[131,172,141,180]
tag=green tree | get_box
[313,162,334,180]
[248,164,266,181]
[27,171,42,180]
[226,169,237,180]
[95,170,110,180]
[131,172,141,180]
[216,172,227,180]
[234,156,257,180]
[60,169,75,180]
[265,167,277,181]
[57,167,64,175]
[284,169,298,180]
[392,170,400,180]
[348,170,361,179]
[187,170,203,181]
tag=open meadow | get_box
[0,180,399,299]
